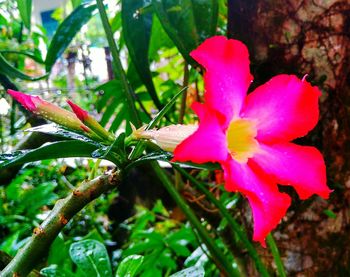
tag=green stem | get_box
[0,171,121,277]
[178,61,189,124]
[96,0,141,127]
[174,165,270,276]
[152,163,240,277]
[266,233,286,277]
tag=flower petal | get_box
[190,36,253,127]
[7,89,39,112]
[173,102,228,163]
[241,75,321,143]
[222,159,291,246]
[253,143,331,200]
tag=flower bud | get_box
[67,100,115,142]
[7,89,92,134]
[133,124,197,152]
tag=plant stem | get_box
[152,163,240,277]
[174,165,270,276]
[96,0,141,127]
[178,61,189,124]
[0,170,120,277]
[266,233,286,277]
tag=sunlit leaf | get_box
[16,0,32,29]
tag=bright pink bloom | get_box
[173,36,331,246]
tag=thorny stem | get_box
[0,170,121,277]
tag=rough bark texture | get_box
[227,0,350,275]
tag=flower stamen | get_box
[226,118,259,163]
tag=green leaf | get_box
[152,0,218,65]
[40,265,68,277]
[26,124,100,145]
[45,3,97,71]
[116,255,144,277]
[16,0,32,29]
[122,0,163,111]
[0,140,100,170]
[170,266,205,277]
[323,209,336,219]
[0,50,44,64]
[147,86,185,129]
[69,239,112,277]
[0,52,48,81]
[95,80,126,128]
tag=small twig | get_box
[0,170,121,277]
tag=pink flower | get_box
[172,36,331,246]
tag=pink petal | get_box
[241,75,321,143]
[253,143,331,200]
[67,100,89,121]
[173,102,228,163]
[7,89,39,112]
[222,159,291,246]
[190,36,253,127]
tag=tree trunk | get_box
[228,0,350,275]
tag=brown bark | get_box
[227,0,350,275]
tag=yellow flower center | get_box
[226,118,259,163]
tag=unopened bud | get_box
[133,124,197,152]
[8,89,91,134]
[67,100,115,142]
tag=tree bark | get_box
[227,0,350,275]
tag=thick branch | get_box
[0,170,120,277]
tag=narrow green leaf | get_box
[147,86,186,129]
[170,266,205,277]
[69,239,112,277]
[122,0,163,111]
[45,3,97,71]
[16,0,32,29]
[26,124,100,145]
[0,53,48,81]
[0,140,100,170]
[174,165,270,276]
[128,87,186,160]
[96,0,141,127]
[116,255,144,277]
[267,234,286,277]
[0,50,44,64]
[152,0,218,65]
[153,164,241,277]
